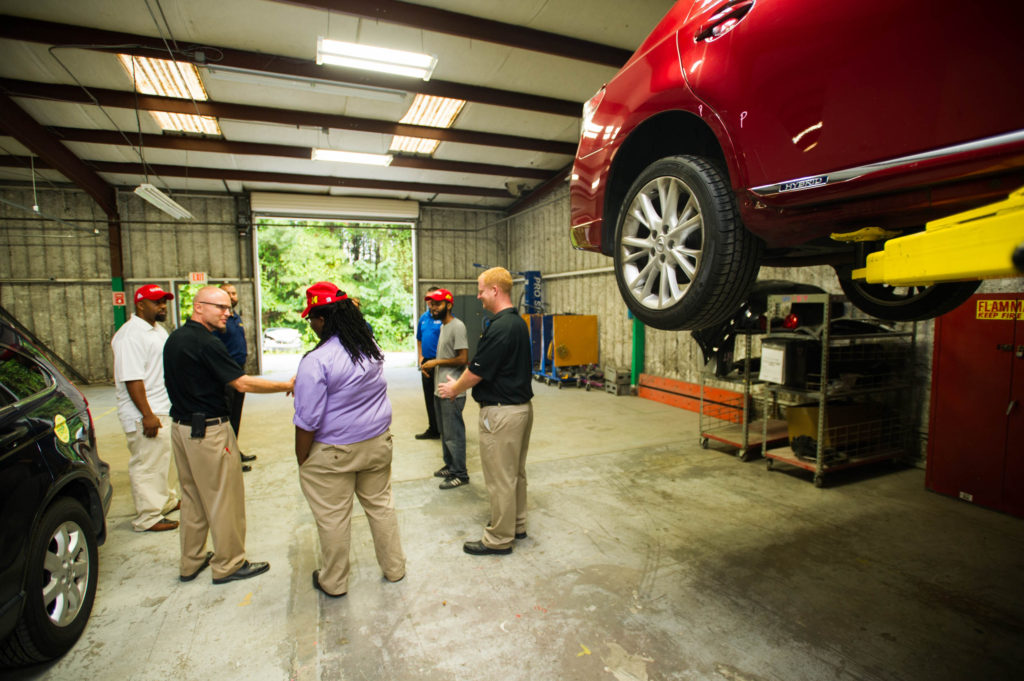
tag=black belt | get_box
[477,401,525,408]
[172,416,231,426]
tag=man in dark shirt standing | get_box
[164,286,294,584]
[214,282,256,471]
[438,267,533,556]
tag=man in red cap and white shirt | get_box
[111,284,180,532]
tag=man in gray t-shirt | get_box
[421,288,470,489]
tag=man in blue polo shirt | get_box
[214,283,256,471]
[415,286,443,440]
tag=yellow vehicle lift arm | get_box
[847,186,1024,286]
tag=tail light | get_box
[79,391,97,451]
[782,313,800,329]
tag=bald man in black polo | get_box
[164,286,293,584]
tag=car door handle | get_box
[695,0,755,42]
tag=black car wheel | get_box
[613,155,761,330]
[837,275,980,321]
[1,498,98,665]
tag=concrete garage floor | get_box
[5,354,1024,681]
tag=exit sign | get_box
[189,272,208,285]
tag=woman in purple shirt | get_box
[293,282,406,597]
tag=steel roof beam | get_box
[274,0,633,67]
[0,155,513,198]
[1,79,578,156]
[0,94,118,217]
[46,126,557,180]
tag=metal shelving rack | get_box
[760,293,916,487]
[698,333,788,461]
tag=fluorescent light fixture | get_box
[317,37,438,81]
[149,112,221,135]
[118,55,209,99]
[134,184,194,220]
[390,135,440,155]
[389,94,465,156]
[118,54,222,135]
[311,148,393,166]
[400,94,464,127]
[203,66,407,103]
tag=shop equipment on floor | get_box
[698,332,788,461]
[532,314,599,387]
[759,293,916,487]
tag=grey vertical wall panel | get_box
[1,188,254,381]
[417,206,506,295]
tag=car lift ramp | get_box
[850,186,1024,286]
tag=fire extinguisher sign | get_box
[976,299,1024,321]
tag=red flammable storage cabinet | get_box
[927,293,1024,517]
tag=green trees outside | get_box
[256,220,414,351]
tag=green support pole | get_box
[109,215,127,330]
[630,312,645,386]
[112,276,127,329]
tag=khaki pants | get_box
[125,416,179,531]
[171,421,247,580]
[299,431,406,594]
[479,403,533,549]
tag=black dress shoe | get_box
[463,540,512,556]
[312,570,346,597]
[240,453,257,462]
[515,531,528,540]
[212,560,270,584]
[180,552,214,582]
[242,464,252,473]
[415,430,440,440]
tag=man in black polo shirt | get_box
[164,285,294,584]
[438,267,533,556]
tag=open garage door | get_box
[251,193,418,374]
[250,193,419,222]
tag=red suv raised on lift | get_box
[570,0,1024,330]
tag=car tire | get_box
[0,498,98,666]
[836,275,980,321]
[613,155,761,330]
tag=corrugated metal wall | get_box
[2,187,117,382]
[1,188,255,381]
[416,206,507,300]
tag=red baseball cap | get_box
[134,284,174,302]
[425,288,453,303]
[302,281,348,318]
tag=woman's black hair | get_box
[305,292,382,363]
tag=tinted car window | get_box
[0,350,53,407]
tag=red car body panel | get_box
[571,0,1024,254]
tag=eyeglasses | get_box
[196,300,231,312]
